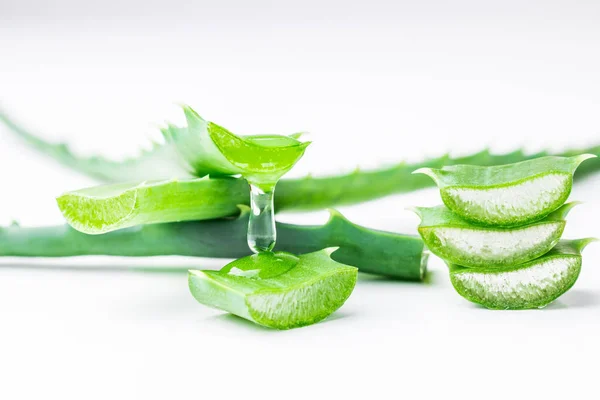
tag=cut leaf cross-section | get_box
[57,178,249,234]
[178,106,310,189]
[414,155,596,226]
[188,249,358,329]
[413,202,578,268]
[448,239,597,309]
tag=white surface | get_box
[1,1,600,399]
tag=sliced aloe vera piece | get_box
[178,106,310,188]
[413,202,577,268]
[188,249,357,329]
[57,177,249,234]
[449,239,597,310]
[414,155,596,226]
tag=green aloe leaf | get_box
[449,238,597,310]
[175,107,310,188]
[414,155,596,226]
[54,107,311,234]
[188,249,358,329]
[4,110,600,211]
[0,207,426,280]
[56,177,249,234]
[413,202,577,268]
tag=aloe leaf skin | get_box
[283,209,427,280]
[208,128,310,189]
[0,109,190,182]
[188,249,358,329]
[0,107,309,187]
[179,107,310,188]
[47,106,307,237]
[413,202,577,269]
[448,239,597,310]
[0,208,427,280]
[55,160,502,235]
[3,110,600,209]
[56,177,249,234]
[414,155,595,227]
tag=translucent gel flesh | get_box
[432,223,560,262]
[446,173,568,223]
[247,184,276,253]
[243,133,305,254]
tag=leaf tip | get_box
[322,246,341,257]
[551,201,582,219]
[412,167,439,183]
[576,237,599,252]
[180,104,206,123]
[576,153,597,164]
[188,269,206,278]
[289,131,309,140]
[236,204,252,216]
[325,208,349,224]
[412,167,430,175]
[299,140,312,150]
[405,206,423,218]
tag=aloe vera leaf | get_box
[414,155,596,227]
[188,249,358,329]
[51,150,600,234]
[56,177,249,234]
[53,108,310,234]
[177,107,310,188]
[413,202,577,268]
[0,108,189,181]
[448,238,597,310]
[3,110,600,209]
[0,107,309,188]
[0,208,427,280]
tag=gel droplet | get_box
[247,184,276,253]
[223,252,299,279]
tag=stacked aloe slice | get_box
[413,155,597,309]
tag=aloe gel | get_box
[414,155,595,226]
[448,239,596,310]
[413,202,578,268]
[188,249,358,329]
[227,133,308,254]
[247,184,276,253]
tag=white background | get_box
[1,1,600,399]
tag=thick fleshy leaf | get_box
[188,249,358,329]
[449,239,597,309]
[413,202,577,268]
[414,155,596,226]
[3,109,600,210]
[57,177,249,234]
[170,106,310,187]
[54,106,310,233]
[0,207,427,280]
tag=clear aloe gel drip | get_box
[247,183,276,253]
